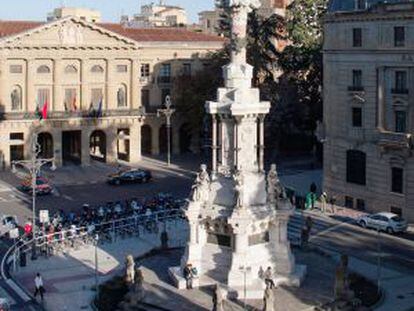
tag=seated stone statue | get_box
[191,164,211,202]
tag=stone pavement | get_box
[12,219,188,311]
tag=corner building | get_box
[323,1,414,221]
[0,17,223,167]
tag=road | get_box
[0,158,413,308]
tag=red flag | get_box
[42,100,48,119]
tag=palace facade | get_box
[0,17,223,167]
[323,1,414,221]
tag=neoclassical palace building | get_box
[0,16,223,167]
[323,1,414,221]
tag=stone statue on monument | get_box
[267,164,287,204]
[191,164,211,202]
[233,169,244,208]
[125,254,136,285]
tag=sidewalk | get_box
[12,219,188,311]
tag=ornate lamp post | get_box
[157,95,175,166]
[11,133,56,260]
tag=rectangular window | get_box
[346,150,366,185]
[91,88,103,109]
[394,26,405,47]
[391,167,403,194]
[394,71,408,94]
[141,89,150,108]
[356,0,365,9]
[353,28,362,47]
[183,63,192,76]
[345,196,354,209]
[161,89,171,105]
[37,88,50,109]
[158,63,171,84]
[352,107,362,127]
[64,88,77,111]
[356,199,365,211]
[395,111,406,133]
[349,70,363,91]
[140,63,150,77]
[116,65,128,73]
[9,65,22,74]
[9,133,24,140]
[10,145,24,162]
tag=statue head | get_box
[200,164,207,172]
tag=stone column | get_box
[151,124,160,155]
[131,59,140,110]
[53,59,64,112]
[106,127,118,163]
[26,59,36,112]
[129,122,141,164]
[258,115,265,172]
[81,129,91,166]
[106,59,116,110]
[0,59,7,111]
[228,208,253,289]
[81,59,89,111]
[377,67,385,130]
[212,115,218,176]
[52,129,62,167]
[269,211,295,276]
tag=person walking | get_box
[34,273,45,301]
[264,266,275,289]
[320,192,328,214]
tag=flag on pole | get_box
[96,98,103,118]
[42,100,48,120]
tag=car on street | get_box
[107,169,152,185]
[18,176,53,196]
[357,212,408,234]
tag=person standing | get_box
[34,273,44,300]
[264,267,275,289]
[320,192,328,214]
[183,264,193,289]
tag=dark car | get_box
[18,176,53,196]
[107,169,152,185]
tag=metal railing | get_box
[2,209,187,275]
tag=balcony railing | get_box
[0,108,145,121]
[377,131,412,150]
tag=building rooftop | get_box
[0,19,224,42]
[328,0,413,12]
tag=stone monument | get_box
[169,0,306,299]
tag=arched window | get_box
[91,65,104,73]
[117,84,127,107]
[10,85,22,111]
[37,65,50,74]
[65,65,78,74]
[346,150,366,185]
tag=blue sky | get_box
[0,0,215,23]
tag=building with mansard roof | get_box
[322,0,414,221]
[0,16,223,168]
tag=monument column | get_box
[258,115,265,172]
[212,115,218,176]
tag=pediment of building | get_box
[0,17,138,50]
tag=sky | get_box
[0,0,215,23]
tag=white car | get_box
[357,212,408,234]
[0,215,18,237]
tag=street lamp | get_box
[239,265,251,310]
[11,133,56,260]
[157,95,175,166]
[94,233,100,302]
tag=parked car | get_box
[19,176,53,195]
[357,212,408,234]
[0,215,18,238]
[107,169,152,185]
